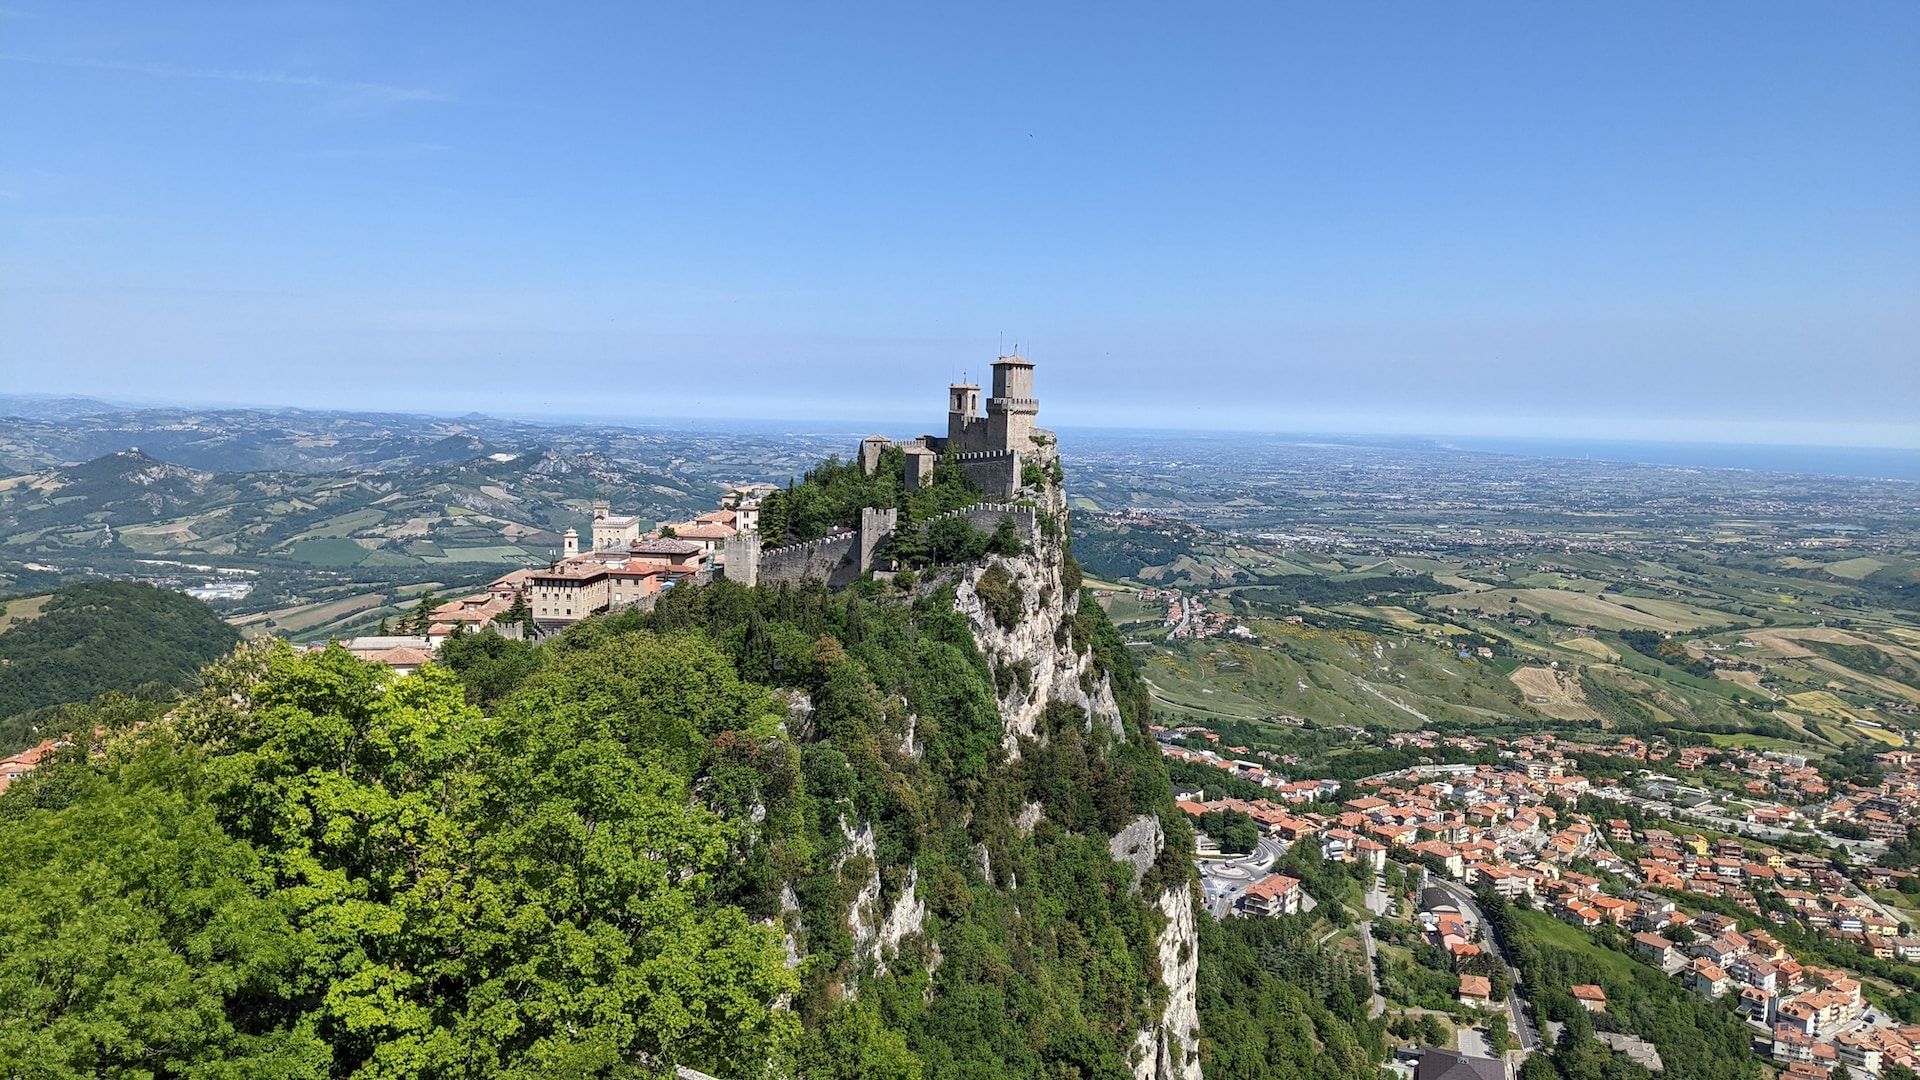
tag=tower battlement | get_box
[858,353,1054,501]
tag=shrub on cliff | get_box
[975,564,1024,630]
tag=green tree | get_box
[4,639,798,1078]
[437,628,543,707]
[928,516,988,564]
[0,581,241,753]
[406,590,438,635]
[1487,1013,1512,1054]
[0,728,329,1077]
[986,515,1025,556]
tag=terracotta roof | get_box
[1243,873,1301,900]
[368,647,434,668]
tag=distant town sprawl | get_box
[1163,717,1920,1075]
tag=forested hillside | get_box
[0,487,1387,1078]
[0,581,239,752]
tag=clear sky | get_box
[3,2,1916,446]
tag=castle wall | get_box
[858,506,898,572]
[947,412,992,453]
[904,449,935,490]
[918,502,1038,545]
[953,450,1021,501]
[722,531,762,587]
[756,533,862,588]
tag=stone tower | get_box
[987,354,1038,451]
[948,379,985,448]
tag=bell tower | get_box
[948,377,983,448]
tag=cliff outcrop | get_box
[949,484,1204,1080]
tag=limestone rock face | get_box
[1133,885,1203,1080]
[841,820,882,997]
[1108,814,1166,893]
[873,867,926,976]
[948,494,1204,1079]
[844,822,930,987]
[951,526,1122,756]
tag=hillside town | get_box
[291,487,775,671]
[1158,722,1920,1076]
[1138,587,1251,641]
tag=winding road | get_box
[1426,876,1541,1053]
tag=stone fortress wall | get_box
[951,450,1020,502]
[725,503,1036,588]
[723,355,1049,589]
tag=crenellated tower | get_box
[986,354,1038,451]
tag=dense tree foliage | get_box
[0,526,1395,1077]
[1480,893,1762,1080]
[0,640,794,1078]
[1195,915,1384,1079]
[755,451,982,546]
[0,581,240,753]
[1197,808,1259,854]
[0,559,1225,1078]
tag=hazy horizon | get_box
[9,389,1920,484]
[13,384,1920,452]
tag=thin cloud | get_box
[0,53,453,103]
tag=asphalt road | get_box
[1358,918,1386,1019]
[1198,835,1284,918]
[1427,876,1541,1053]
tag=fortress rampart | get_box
[724,503,1037,588]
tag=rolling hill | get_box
[0,447,716,572]
[0,582,241,753]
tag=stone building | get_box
[926,352,1049,459]
[590,499,643,550]
[856,352,1056,501]
[528,562,613,623]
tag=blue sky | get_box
[3,2,1916,446]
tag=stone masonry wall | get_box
[756,533,861,588]
[953,450,1021,501]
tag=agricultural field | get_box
[0,593,53,634]
[1434,587,1739,632]
[1069,434,1919,754]
[232,580,452,642]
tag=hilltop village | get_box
[11,356,1913,1080]
[222,354,1919,1080]
[313,355,1058,668]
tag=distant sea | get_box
[1439,437,1920,482]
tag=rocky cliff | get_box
[953,533,1124,755]
[950,486,1204,1080]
